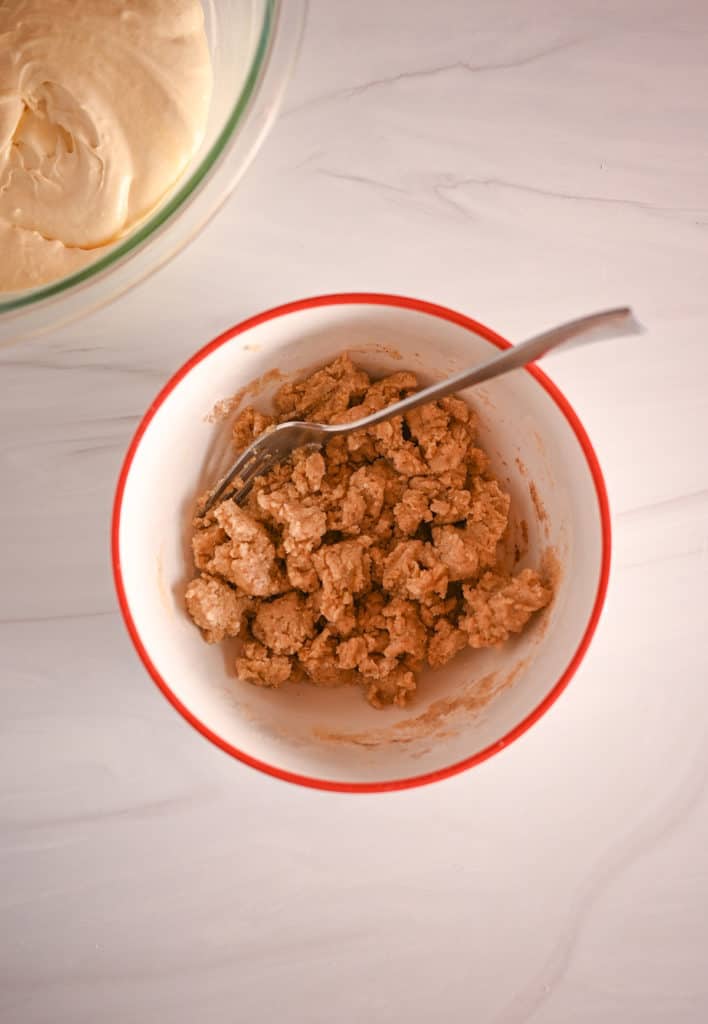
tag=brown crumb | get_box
[208,501,287,597]
[236,639,292,688]
[252,592,316,655]
[186,356,554,707]
[460,569,552,648]
[185,575,250,643]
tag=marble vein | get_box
[0,358,166,377]
[284,37,586,117]
[312,165,707,223]
[615,487,708,521]
[4,791,217,834]
[315,169,410,195]
[434,176,708,220]
[0,610,117,626]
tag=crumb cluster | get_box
[186,355,552,707]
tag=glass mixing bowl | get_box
[0,0,306,346]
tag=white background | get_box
[2,1,707,1020]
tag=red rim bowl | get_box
[111,293,611,792]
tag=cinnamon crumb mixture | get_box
[186,355,552,708]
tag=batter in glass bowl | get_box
[0,0,212,291]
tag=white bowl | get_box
[112,294,610,792]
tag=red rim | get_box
[111,293,611,793]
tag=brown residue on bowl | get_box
[471,389,496,412]
[508,513,530,567]
[346,343,404,362]
[529,480,549,537]
[312,660,528,748]
[541,545,562,592]
[533,546,562,640]
[208,367,286,422]
[532,429,546,456]
[373,343,403,361]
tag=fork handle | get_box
[326,306,641,436]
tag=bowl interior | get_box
[114,298,607,788]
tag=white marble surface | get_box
[2,1,708,1020]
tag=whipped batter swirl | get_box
[0,0,212,291]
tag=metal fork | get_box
[202,306,640,513]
